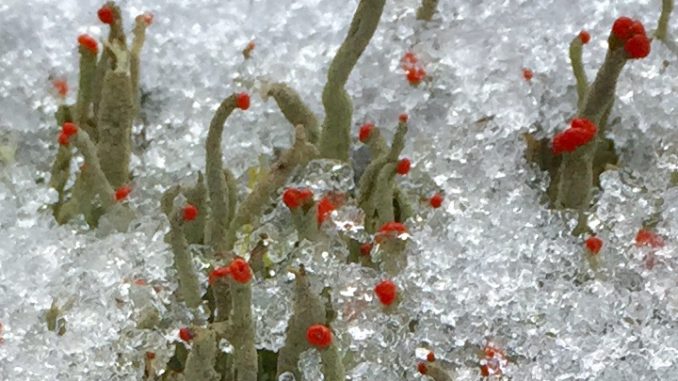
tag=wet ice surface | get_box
[1,0,677,380]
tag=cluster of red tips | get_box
[52,79,68,98]
[235,92,250,110]
[551,117,597,155]
[182,203,198,221]
[585,236,603,255]
[396,158,411,175]
[97,4,115,24]
[359,242,373,256]
[480,342,507,377]
[306,324,333,349]
[282,187,313,209]
[77,34,98,55]
[612,17,651,59]
[114,185,132,202]
[374,279,397,306]
[401,52,426,86]
[429,193,443,208]
[316,196,336,226]
[229,257,253,283]
[398,113,409,123]
[376,221,408,243]
[178,327,193,342]
[58,122,78,146]
[358,122,375,143]
[578,30,591,44]
[635,229,664,249]
[522,67,533,81]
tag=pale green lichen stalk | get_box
[318,0,386,161]
[416,0,439,21]
[266,82,320,144]
[569,35,588,111]
[183,328,221,381]
[168,205,203,309]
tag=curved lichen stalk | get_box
[167,204,203,309]
[266,82,320,144]
[317,0,387,161]
[276,266,327,380]
[569,35,588,111]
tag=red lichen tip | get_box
[235,92,250,110]
[114,185,131,202]
[396,158,411,175]
[398,113,409,123]
[402,51,418,68]
[142,12,154,26]
[77,34,98,54]
[97,5,115,24]
[182,203,198,221]
[58,132,69,146]
[635,229,664,248]
[145,351,156,360]
[578,30,591,44]
[358,123,375,143]
[62,122,77,137]
[417,362,428,375]
[208,266,230,285]
[282,187,314,209]
[178,327,193,342]
[552,118,597,155]
[306,324,332,349]
[376,221,408,243]
[228,257,252,284]
[625,34,651,59]
[427,351,436,362]
[359,242,373,256]
[429,193,443,208]
[585,236,603,255]
[374,279,397,306]
[52,79,68,98]
[316,196,336,226]
[406,67,426,86]
[522,68,533,81]
[480,364,490,377]
[612,16,635,40]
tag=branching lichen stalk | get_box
[267,83,319,144]
[318,0,386,161]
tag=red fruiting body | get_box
[62,122,77,137]
[522,68,533,81]
[58,132,69,146]
[178,327,193,342]
[480,364,490,377]
[53,79,68,98]
[635,229,664,248]
[358,123,374,143]
[427,352,436,362]
[316,196,336,226]
[585,236,603,255]
[306,324,332,349]
[429,193,443,208]
[398,113,408,123]
[629,21,646,37]
[228,257,252,284]
[282,188,313,209]
[374,280,397,306]
[551,118,597,155]
[145,351,156,360]
[235,92,250,110]
[208,266,230,285]
[142,12,154,26]
[114,185,131,202]
[417,362,428,375]
[182,203,198,221]
[359,242,373,256]
[578,30,591,44]
[77,34,98,54]
[378,221,407,236]
[401,52,418,68]
[396,158,411,175]
[97,5,115,24]
[612,17,635,40]
[625,34,651,58]
[406,67,426,85]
